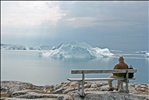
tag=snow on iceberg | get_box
[1,44,27,50]
[40,41,114,59]
[145,52,149,58]
[135,50,149,58]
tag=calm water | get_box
[1,50,149,85]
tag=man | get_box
[108,56,128,91]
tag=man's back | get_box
[113,61,128,77]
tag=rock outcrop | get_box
[1,81,149,100]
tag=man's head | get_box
[119,56,124,62]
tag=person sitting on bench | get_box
[108,56,128,91]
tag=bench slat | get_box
[71,69,137,74]
[68,78,136,81]
[68,78,122,81]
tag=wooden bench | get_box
[67,69,137,96]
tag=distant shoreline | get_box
[1,49,46,52]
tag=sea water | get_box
[1,50,149,85]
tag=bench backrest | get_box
[71,69,137,74]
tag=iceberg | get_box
[135,50,149,58]
[40,41,114,59]
[1,44,27,50]
[145,52,149,58]
[135,50,147,54]
[1,44,52,50]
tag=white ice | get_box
[40,41,114,59]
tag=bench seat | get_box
[68,77,135,81]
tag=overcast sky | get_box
[1,1,148,51]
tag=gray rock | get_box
[90,83,97,88]
[57,95,73,100]
[98,85,109,91]
[84,84,91,88]
[53,87,65,94]
[16,92,61,99]
[63,87,76,94]
[1,81,34,95]
[11,90,28,97]
[72,92,149,100]
[1,81,149,100]
[85,88,98,91]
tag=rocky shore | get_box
[1,81,149,100]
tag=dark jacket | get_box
[113,61,128,77]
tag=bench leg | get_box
[77,74,85,97]
[119,80,124,92]
[125,80,129,93]
[81,73,85,96]
[78,81,80,91]
[125,70,129,93]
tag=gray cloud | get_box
[1,1,148,51]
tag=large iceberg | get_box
[40,41,114,59]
